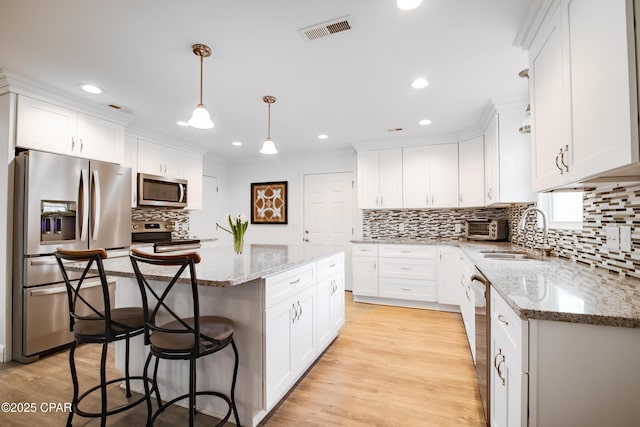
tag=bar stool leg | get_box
[143,351,153,427]
[125,333,132,397]
[67,341,79,427]
[153,356,162,409]
[189,358,196,427]
[231,339,241,427]
[99,341,109,427]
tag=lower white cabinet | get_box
[264,254,345,411]
[264,284,316,410]
[459,255,477,361]
[437,247,462,305]
[490,288,528,427]
[352,243,379,297]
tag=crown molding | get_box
[513,0,557,49]
[0,68,133,125]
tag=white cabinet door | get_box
[292,286,316,372]
[123,136,138,207]
[429,144,459,208]
[352,256,378,297]
[356,150,380,209]
[402,146,430,208]
[76,113,124,163]
[137,139,185,177]
[329,273,345,333]
[378,148,403,208]
[529,1,572,191]
[568,0,637,180]
[316,275,333,350]
[458,136,485,207]
[16,95,76,155]
[484,113,499,204]
[183,151,203,210]
[436,247,461,306]
[264,298,295,410]
[357,148,402,209]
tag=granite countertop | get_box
[100,244,343,287]
[353,239,640,328]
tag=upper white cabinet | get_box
[403,144,459,208]
[137,138,184,178]
[357,148,403,209]
[123,135,138,207]
[458,136,485,207]
[528,0,639,191]
[484,106,535,206]
[183,151,203,210]
[16,95,124,163]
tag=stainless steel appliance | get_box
[13,150,131,363]
[470,272,491,426]
[137,173,188,208]
[131,220,200,252]
[466,219,509,241]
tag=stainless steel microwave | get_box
[465,219,508,241]
[137,173,188,208]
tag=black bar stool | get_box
[129,247,241,427]
[55,248,151,427]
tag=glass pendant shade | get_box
[188,104,214,129]
[260,137,278,154]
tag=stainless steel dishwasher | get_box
[470,272,490,426]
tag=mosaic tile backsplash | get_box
[362,207,508,240]
[363,183,640,279]
[131,207,189,239]
[508,183,640,279]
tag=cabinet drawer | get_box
[265,263,316,309]
[379,244,436,258]
[352,244,378,257]
[317,253,345,280]
[491,288,527,367]
[379,278,436,302]
[379,258,435,280]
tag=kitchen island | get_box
[103,244,345,427]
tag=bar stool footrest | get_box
[74,376,154,418]
[152,390,235,427]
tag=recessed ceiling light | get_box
[176,121,189,127]
[397,0,423,11]
[79,84,103,94]
[232,141,243,146]
[318,134,328,140]
[419,119,432,126]
[411,78,429,89]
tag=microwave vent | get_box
[298,16,353,41]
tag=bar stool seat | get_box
[55,248,152,427]
[129,247,241,427]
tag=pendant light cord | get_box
[199,55,204,106]
[267,103,271,138]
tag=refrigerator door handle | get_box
[92,169,101,241]
[79,168,89,241]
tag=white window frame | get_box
[537,192,583,231]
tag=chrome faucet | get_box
[518,207,552,255]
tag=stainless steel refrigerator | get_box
[12,150,131,363]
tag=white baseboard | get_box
[0,345,5,363]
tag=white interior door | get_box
[303,172,354,290]
[189,175,218,239]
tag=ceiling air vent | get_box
[298,16,353,41]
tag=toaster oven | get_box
[465,219,509,241]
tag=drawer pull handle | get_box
[289,278,300,285]
[400,250,411,253]
[400,267,411,271]
[329,263,336,267]
[494,348,506,386]
[497,314,509,326]
[400,287,412,291]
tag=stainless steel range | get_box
[131,221,201,252]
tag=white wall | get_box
[224,148,356,245]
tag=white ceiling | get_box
[0,0,532,160]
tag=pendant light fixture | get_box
[260,96,278,154]
[188,43,214,129]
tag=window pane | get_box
[550,192,583,222]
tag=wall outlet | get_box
[620,226,632,252]
[605,225,620,250]
[399,223,405,232]
[454,223,462,233]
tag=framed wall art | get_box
[251,181,288,224]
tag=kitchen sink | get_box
[479,250,539,261]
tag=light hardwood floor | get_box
[0,293,484,426]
